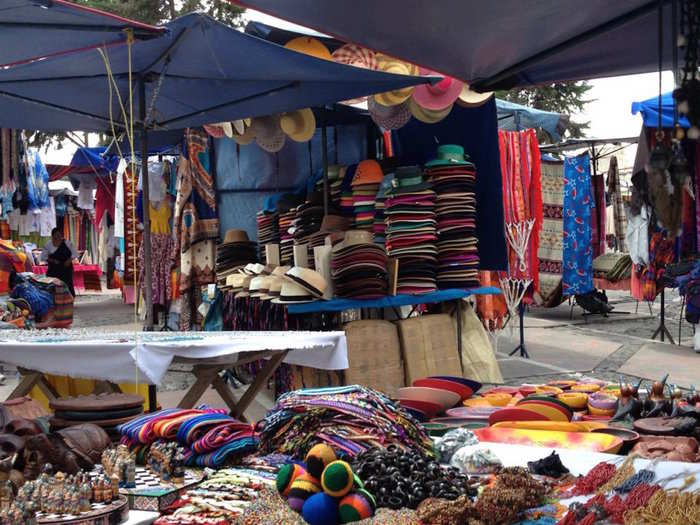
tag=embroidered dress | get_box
[562,153,594,296]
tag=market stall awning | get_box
[0,0,162,67]
[631,91,691,129]
[496,99,568,141]
[233,0,677,90]
[0,13,431,132]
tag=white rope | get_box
[499,277,532,318]
[505,219,535,272]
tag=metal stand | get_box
[651,289,675,344]
[508,303,529,358]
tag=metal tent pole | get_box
[138,76,154,330]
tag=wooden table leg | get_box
[177,366,221,409]
[7,372,42,399]
[231,350,289,420]
[212,375,244,420]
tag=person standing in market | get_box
[41,227,77,296]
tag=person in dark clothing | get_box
[41,227,77,296]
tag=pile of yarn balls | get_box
[276,443,376,524]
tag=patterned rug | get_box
[537,160,564,307]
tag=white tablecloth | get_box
[0,330,348,384]
[125,510,159,525]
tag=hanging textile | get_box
[25,150,49,211]
[497,129,543,287]
[138,234,173,306]
[537,159,565,306]
[591,168,606,257]
[122,166,141,285]
[95,176,116,229]
[562,153,594,296]
[606,156,627,252]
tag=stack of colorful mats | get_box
[425,145,480,289]
[117,407,259,468]
[385,165,438,294]
[350,160,383,231]
[257,385,434,459]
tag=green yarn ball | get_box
[276,463,306,498]
[321,460,354,498]
[305,443,337,479]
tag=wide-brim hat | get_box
[412,68,463,110]
[285,266,327,298]
[425,144,472,168]
[203,124,225,138]
[352,159,384,186]
[242,263,266,276]
[249,276,272,297]
[368,98,411,130]
[332,44,378,104]
[409,98,453,124]
[226,273,252,290]
[280,108,316,142]
[232,121,256,145]
[374,55,419,106]
[271,265,291,277]
[272,280,315,304]
[320,214,351,232]
[331,230,374,253]
[457,84,494,107]
[252,115,286,153]
[221,229,250,245]
[284,36,332,61]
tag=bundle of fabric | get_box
[384,166,438,294]
[351,160,383,231]
[537,159,565,307]
[256,211,280,263]
[257,385,433,459]
[372,173,395,247]
[331,230,388,299]
[592,252,633,282]
[27,274,73,327]
[10,276,54,318]
[426,145,480,289]
[118,407,258,468]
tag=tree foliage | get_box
[496,81,594,140]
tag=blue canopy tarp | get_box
[631,92,691,129]
[70,146,119,173]
[496,99,567,141]
[0,12,430,132]
[233,0,678,90]
[0,0,162,67]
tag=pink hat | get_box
[203,124,225,138]
[412,68,464,111]
[332,44,378,105]
[368,98,411,130]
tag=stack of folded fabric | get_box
[425,145,480,289]
[384,166,438,294]
[593,252,633,282]
[278,210,296,265]
[372,172,395,247]
[257,385,433,459]
[331,230,388,298]
[256,211,280,263]
[216,229,258,287]
[351,160,383,231]
[118,407,258,468]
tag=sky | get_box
[45,10,677,169]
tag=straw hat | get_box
[252,115,286,153]
[271,265,291,277]
[266,276,284,298]
[457,84,494,107]
[412,68,463,110]
[203,124,225,138]
[332,44,378,104]
[425,144,471,168]
[352,159,383,186]
[225,273,251,290]
[271,280,315,304]
[242,263,266,275]
[409,98,453,124]
[284,36,332,61]
[249,276,272,298]
[221,229,250,245]
[280,108,316,142]
[374,55,419,106]
[285,266,327,298]
[368,98,411,130]
[232,121,256,145]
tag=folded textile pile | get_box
[256,211,280,263]
[257,385,433,459]
[592,252,632,282]
[384,166,438,294]
[118,407,258,468]
[426,145,480,289]
[331,231,388,299]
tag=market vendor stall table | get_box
[0,330,347,419]
[33,263,102,292]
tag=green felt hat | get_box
[425,144,472,167]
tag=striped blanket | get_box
[28,275,73,327]
[537,160,565,307]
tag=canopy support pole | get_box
[139,75,154,330]
[321,112,329,215]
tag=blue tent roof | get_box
[631,91,690,129]
[70,146,119,173]
[0,0,162,68]
[0,13,430,132]
[495,99,567,140]
[234,0,678,90]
